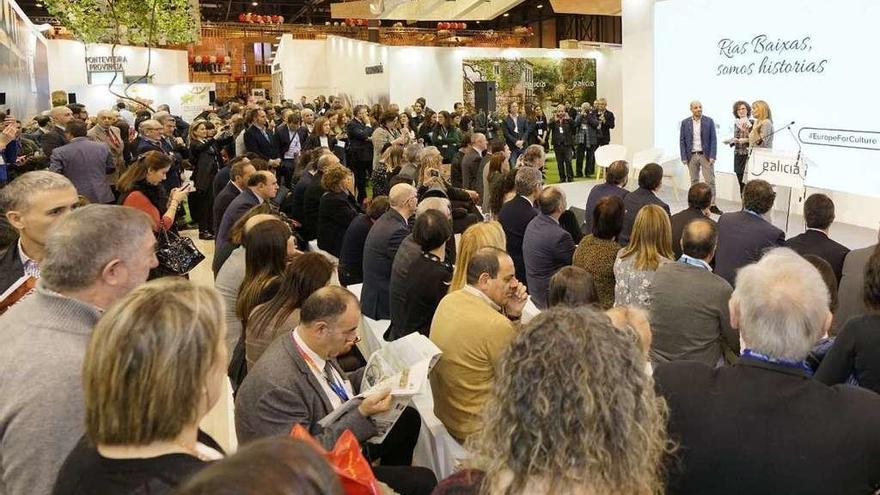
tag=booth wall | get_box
[274,37,330,103]
[622,0,880,232]
[326,36,390,107]
[46,40,190,89]
[0,0,49,118]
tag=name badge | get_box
[581,124,587,130]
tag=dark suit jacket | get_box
[654,357,880,494]
[715,211,785,285]
[338,214,374,285]
[361,209,410,320]
[785,229,850,282]
[584,183,629,234]
[587,110,615,145]
[670,207,715,260]
[234,334,374,449]
[498,195,538,285]
[301,177,325,242]
[40,127,68,158]
[217,189,261,252]
[522,214,576,309]
[679,116,718,162]
[619,188,671,246]
[244,125,279,160]
[290,172,315,224]
[549,118,575,148]
[388,235,456,336]
[274,124,308,159]
[135,137,164,157]
[48,137,115,204]
[836,244,876,328]
[213,181,241,234]
[317,191,362,257]
[502,115,528,152]
[460,148,483,194]
[346,118,374,164]
[0,244,24,295]
[304,134,337,152]
[213,166,231,198]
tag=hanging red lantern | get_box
[238,13,246,22]
[188,55,195,64]
[216,54,225,64]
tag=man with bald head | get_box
[460,132,487,195]
[88,109,125,172]
[649,218,737,366]
[41,105,74,157]
[361,183,418,320]
[680,100,721,215]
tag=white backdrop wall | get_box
[62,83,216,123]
[46,40,190,90]
[623,0,880,232]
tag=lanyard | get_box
[290,332,350,402]
[741,348,812,375]
[678,254,711,271]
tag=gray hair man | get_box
[654,248,880,493]
[0,205,156,495]
[522,186,576,308]
[497,165,543,284]
[42,105,74,157]
[0,171,79,294]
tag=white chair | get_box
[630,147,665,183]
[593,144,628,180]
[659,157,687,202]
[307,239,339,264]
[411,380,470,479]
[346,283,389,357]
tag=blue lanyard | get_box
[741,348,812,375]
[290,332,350,402]
[678,254,711,271]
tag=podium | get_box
[746,148,807,232]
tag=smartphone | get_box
[182,181,195,192]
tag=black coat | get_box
[361,209,409,320]
[189,138,220,193]
[305,134,338,152]
[501,115,527,152]
[275,124,308,159]
[212,181,241,234]
[670,207,715,260]
[587,110,615,145]
[497,195,538,285]
[619,187,671,247]
[301,177,325,242]
[784,230,850,282]
[0,244,24,295]
[244,125,279,160]
[715,211,785,285]
[338,214,374,285]
[655,357,880,495]
[317,190,363,257]
[549,118,575,148]
[40,127,67,158]
[346,119,374,163]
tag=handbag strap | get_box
[158,218,172,242]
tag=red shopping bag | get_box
[290,424,382,495]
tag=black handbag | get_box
[155,220,206,275]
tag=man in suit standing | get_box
[346,105,374,203]
[244,108,280,164]
[680,101,721,215]
[135,119,165,156]
[650,219,736,366]
[156,114,187,191]
[212,157,256,234]
[501,101,527,167]
[235,286,437,495]
[619,163,670,246]
[87,110,125,176]
[41,106,73,158]
[785,193,850,282]
[460,132,486,196]
[49,121,115,204]
[587,97,615,147]
[274,112,307,189]
[654,248,880,494]
[715,179,785,285]
[670,183,715,260]
[522,187,576,308]
[216,171,279,253]
[549,104,575,183]
[361,183,418,320]
[836,233,878,328]
[497,166,543,285]
[584,160,629,234]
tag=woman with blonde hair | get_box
[749,100,774,149]
[449,221,506,292]
[614,204,673,309]
[372,144,404,197]
[53,279,227,493]
[433,306,669,494]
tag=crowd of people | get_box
[0,93,879,495]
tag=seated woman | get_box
[416,147,481,233]
[449,221,507,292]
[613,204,673,309]
[53,279,227,494]
[317,165,362,257]
[246,253,334,369]
[548,266,598,308]
[433,306,668,494]
[390,210,454,340]
[337,196,390,287]
[816,247,880,394]
[572,195,625,309]
[175,437,343,495]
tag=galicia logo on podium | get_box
[753,159,801,177]
[747,148,806,189]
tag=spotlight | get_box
[537,4,543,8]
[251,1,258,5]
[503,12,509,17]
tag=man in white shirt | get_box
[679,101,721,214]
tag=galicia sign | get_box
[747,148,805,189]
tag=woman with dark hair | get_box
[529,105,548,151]
[175,438,343,495]
[433,306,668,494]
[815,247,880,394]
[317,166,362,257]
[573,195,626,309]
[481,140,510,214]
[724,100,752,193]
[118,151,190,231]
[235,219,293,331]
[398,112,416,141]
[338,196,390,286]
[304,117,337,152]
[245,253,335,369]
[548,266,598,308]
[189,121,221,239]
[417,110,437,145]
[487,165,517,220]
[433,111,461,164]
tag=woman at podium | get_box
[724,100,753,192]
[749,100,774,149]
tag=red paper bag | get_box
[290,424,382,495]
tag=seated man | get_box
[650,219,737,366]
[429,247,529,443]
[654,248,880,494]
[235,286,436,495]
[785,193,850,282]
[619,163,670,246]
[522,186,576,309]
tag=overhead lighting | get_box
[475,20,480,24]
[251,1,258,5]
[503,12,509,16]
[537,3,543,8]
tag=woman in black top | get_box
[53,279,228,495]
[189,121,221,239]
[390,209,454,340]
[317,165,362,257]
[815,247,880,393]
